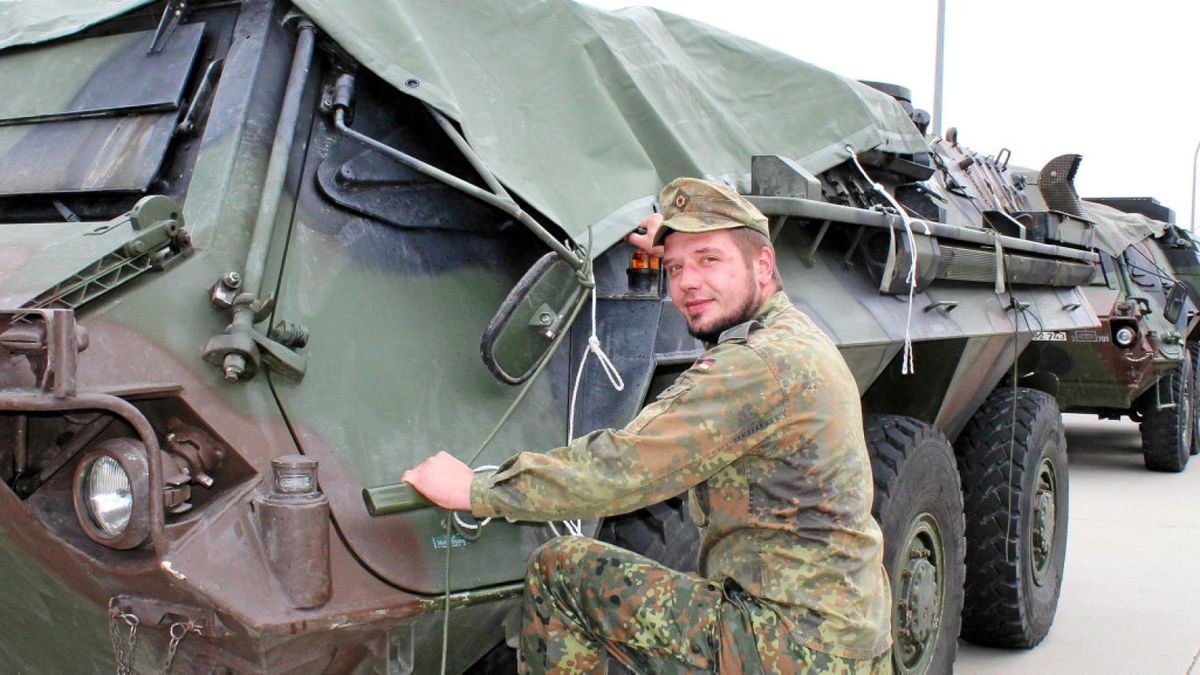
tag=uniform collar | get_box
[752,290,791,323]
[714,291,790,345]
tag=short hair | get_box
[729,227,783,286]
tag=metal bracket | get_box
[0,309,87,398]
[177,59,223,135]
[924,300,959,314]
[25,196,192,311]
[201,323,307,383]
[204,273,307,382]
[802,221,831,266]
[110,595,230,639]
[148,0,188,55]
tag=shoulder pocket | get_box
[655,377,695,401]
[625,377,695,434]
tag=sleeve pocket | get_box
[623,377,695,433]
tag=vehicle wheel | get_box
[865,415,965,674]
[1189,341,1200,456]
[957,387,1068,648]
[598,496,699,572]
[1137,353,1192,471]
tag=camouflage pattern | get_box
[473,291,892,662]
[653,177,771,245]
[521,535,892,674]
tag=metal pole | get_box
[1191,138,1200,234]
[932,0,946,136]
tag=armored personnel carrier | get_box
[0,1,1107,672]
[1020,194,1200,472]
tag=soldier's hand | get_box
[626,213,664,257]
[402,451,474,511]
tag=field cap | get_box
[653,177,770,246]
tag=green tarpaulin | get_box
[1082,200,1169,257]
[0,0,151,51]
[1,0,929,253]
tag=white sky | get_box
[581,0,1200,228]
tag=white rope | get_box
[451,465,500,531]
[846,145,930,374]
[454,283,625,539]
[568,284,626,442]
[551,283,626,538]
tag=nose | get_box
[671,264,701,292]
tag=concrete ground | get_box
[955,413,1200,674]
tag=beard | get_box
[687,285,762,344]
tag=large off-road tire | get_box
[1137,353,1193,471]
[865,415,965,675]
[956,387,1068,648]
[1188,341,1200,456]
[599,496,699,572]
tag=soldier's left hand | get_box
[402,451,475,511]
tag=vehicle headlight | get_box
[82,455,132,535]
[1114,326,1137,348]
[72,438,150,550]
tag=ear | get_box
[755,246,776,287]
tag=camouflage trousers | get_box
[519,536,891,674]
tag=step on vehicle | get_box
[0,1,1111,672]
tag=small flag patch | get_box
[694,359,715,371]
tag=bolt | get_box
[223,272,242,289]
[223,354,245,382]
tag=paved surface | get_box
[955,413,1200,674]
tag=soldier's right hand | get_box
[626,213,664,257]
[402,451,475,512]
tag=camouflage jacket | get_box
[471,291,891,659]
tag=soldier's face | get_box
[662,229,772,342]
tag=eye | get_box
[665,263,682,274]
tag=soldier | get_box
[404,178,892,673]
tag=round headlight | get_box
[1114,326,1137,348]
[81,455,132,536]
[72,438,150,550]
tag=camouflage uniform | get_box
[472,290,892,673]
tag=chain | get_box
[108,603,140,675]
[162,619,199,673]
[108,598,202,675]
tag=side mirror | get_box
[1164,281,1190,326]
[481,252,585,384]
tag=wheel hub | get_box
[1031,457,1057,584]
[1179,376,1191,451]
[893,515,944,673]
